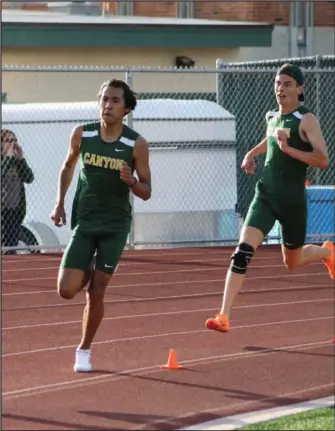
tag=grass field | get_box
[240,406,335,430]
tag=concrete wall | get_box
[3,46,238,103]
[239,26,335,61]
[3,25,334,104]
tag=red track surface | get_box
[2,245,334,430]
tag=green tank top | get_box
[257,106,313,203]
[71,122,140,234]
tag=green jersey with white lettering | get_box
[71,122,140,234]
[257,106,313,203]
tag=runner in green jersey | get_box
[51,79,152,371]
[206,63,334,333]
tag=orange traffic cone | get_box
[160,349,185,370]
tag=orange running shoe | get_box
[322,241,335,280]
[205,313,230,333]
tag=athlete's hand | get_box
[50,204,66,227]
[241,152,256,175]
[276,129,289,153]
[120,162,136,187]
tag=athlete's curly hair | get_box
[97,79,137,112]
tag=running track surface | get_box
[2,245,334,430]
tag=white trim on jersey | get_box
[292,111,303,119]
[82,130,99,138]
[119,136,136,147]
[265,110,278,122]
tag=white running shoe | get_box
[74,348,92,372]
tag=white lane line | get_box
[3,298,333,331]
[178,396,335,430]
[2,316,333,358]
[2,267,329,297]
[1,256,281,273]
[2,341,331,400]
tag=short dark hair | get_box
[98,79,137,111]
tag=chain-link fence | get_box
[2,58,334,253]
[2,66,232,253]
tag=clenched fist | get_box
[241,152,256,175]
[276,128,289,153]
[50,204,66,227]
[120,162,137,187]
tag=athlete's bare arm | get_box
[56,125,83,205]
[51,125,83,226]
[248,137,268,158]
[120,136,151,201]
[277,114,329,169]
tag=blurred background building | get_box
[2,1,334,103]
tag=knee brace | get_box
[230,242,255,274]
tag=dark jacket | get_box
[1,156,34,224]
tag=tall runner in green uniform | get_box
[51,79,152,371]
[206,63,334,333]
